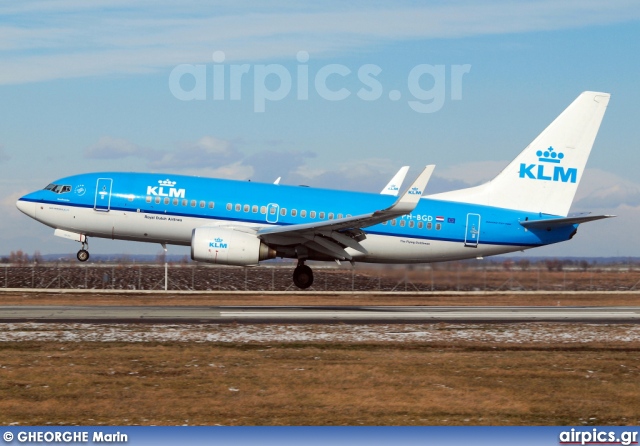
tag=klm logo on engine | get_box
[209,237,228,249]
[146,179,186,198]
[519,147,577,183]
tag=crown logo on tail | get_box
[158,179,176,186]
[536,146,564,164]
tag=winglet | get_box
[387,165,435,214]
[273,177,281,185]
[380,166,409,196]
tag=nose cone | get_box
[16,198,36,219]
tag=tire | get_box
[293,265,314,289]
[77,249,90,262]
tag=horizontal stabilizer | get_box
[520,214,615,229]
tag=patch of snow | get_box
[0,322,639,344]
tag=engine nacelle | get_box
[191,227,276,266]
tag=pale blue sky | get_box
[2,1,640,257]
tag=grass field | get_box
[1,323,640,426]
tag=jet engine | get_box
[191,227,276,266]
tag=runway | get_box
[1,305,640,324]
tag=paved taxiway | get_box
[1,305,640,323]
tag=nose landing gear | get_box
[293,260,314,289]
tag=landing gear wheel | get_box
[293,265,314,289]
[77,249,90,262]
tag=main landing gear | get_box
[77,239,90,262]
[293,260,314,289]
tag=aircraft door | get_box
[94,178,113,212]
[464,213,481,247]
[266,203,279,223]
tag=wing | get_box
[256,165,435,261]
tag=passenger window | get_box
[418,222,423,229]
[409,221,415,228]
[209,202,215,209]
[235,204,241,212]
[226,203,232,211]
[391,219,397,226]
[164,197,170,205]
[301,210,307,218]
[200,201,205,208]
[291,209,297,217]
[182,199,188,206]
[280,208,287,216]
[155,197,161,204]
[191,200,196,207]
[146,196,152,203]
[347,214,352,218]
[436,223,441,230]
[244,204,249,212]
[270,207,276,215]
[382,221,388,225]
[319,212,325,219]
[337,213,343,219]
[310,211,316,218]
[173,198,178,205]
[328,213,334,220]
[252,205,258,213]
[260,206,267,214]
[400,220,406,227]
[427,222,432,230]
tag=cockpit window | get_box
[44,184,72,194]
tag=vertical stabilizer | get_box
[428,91,610,216]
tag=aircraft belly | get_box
[356,234,526,263]
[116,211,195,243]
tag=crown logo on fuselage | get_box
[147,178,186,198]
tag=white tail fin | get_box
[429,91,610,216]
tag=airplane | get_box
[16,91,612,289]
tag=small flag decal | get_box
[447,217,456,223]
[436,216,444,222]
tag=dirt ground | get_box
[1,290,640,307]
